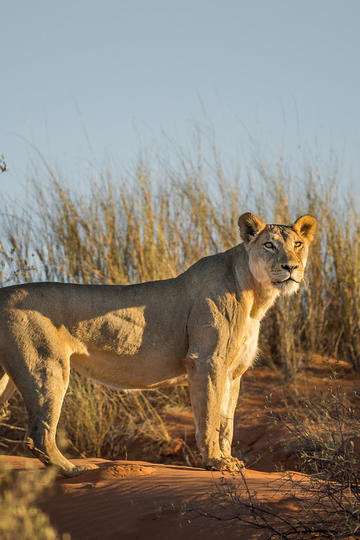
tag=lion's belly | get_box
[70,348,188,390]
[69,303,189,389]
[230,319,260,378]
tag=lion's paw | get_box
[205,457,245,473]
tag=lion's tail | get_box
[0,371,16,405]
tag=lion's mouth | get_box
[272,277,300,285]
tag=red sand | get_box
[2,358,358,538]
[1,455,311,540]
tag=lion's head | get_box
[238,212,317,295]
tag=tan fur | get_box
[0,213,316,476]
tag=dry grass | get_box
[1,369,176,461]
[0,154,358,374]
[197,384,360,538]
[0,149,359,463]
[60,372,171,459]
[269,381,360,489]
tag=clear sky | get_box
[1,0,359,200]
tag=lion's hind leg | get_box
[3,347,96,477]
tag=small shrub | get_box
[212,383,360,537]
[0,464,64,540]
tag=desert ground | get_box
[1,456,314,540]
[1,355,359,539]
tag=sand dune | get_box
[1,455,311,539]
[2,360,357,538]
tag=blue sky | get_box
[1,0,359,200]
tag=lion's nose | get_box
[282,264,298,273]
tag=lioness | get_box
[0,212,316,476]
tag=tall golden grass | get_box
[0,149,359,458]
[1,154,358,373]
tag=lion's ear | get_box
[238,212,265,244]
[292,215,317,243]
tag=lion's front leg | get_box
[219,376,240,457]
[218,376,244,470]
[185,356,223,464]
[186,355,243,472]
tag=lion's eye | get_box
[264,242,275,249]
[294,241,303,248]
